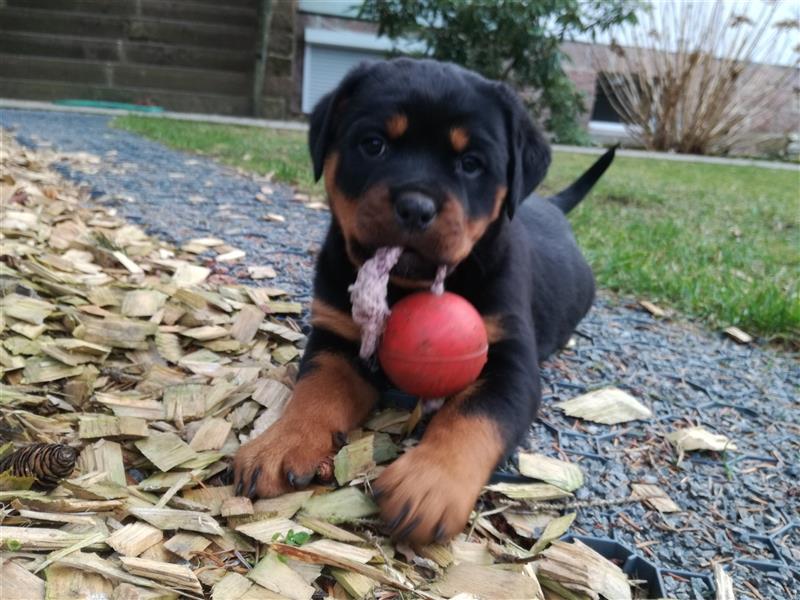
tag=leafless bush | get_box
[593,1,799,154]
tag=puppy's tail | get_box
[549,144,618,214]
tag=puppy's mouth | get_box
[351,241,440,281]
[392,248,439,280]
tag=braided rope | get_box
[349,247,447,360]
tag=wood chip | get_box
[334,433,398,485]
[230,305,265,344]
[182,485,234,517]
[0,526,107,551]
[215,249,246,263]
[52,551,175,595]
[112,251,144,275]
[272,344,300,364]
[250,490,314,520]
[303,539,376,564]
[106,522,164,557]
[22,357,83,383]
[79,415,149,440]
[172,264,210,286]
[163,383,208,422]
[555,387,652,424]
[74,314,157,349]
[189,418,233,451]
[537,539,631,600]
[235,518,312,543]
[451,539,493,565]
[0,556,46,600]
[121,290,168,317]
[714,563,735,600]
[269,543,411,593]
[163,532,212,560]
[299,488,379,523]
[212,572,253,600]
[434,563,544,599]
[44,564,114,600]
[95,392,164,421]
[1,294,55,325]
[120,556,202,594]
[330,568,376,599]
[77,439,126,486]
[220,496,254,518]
[136,431,198,471]
[247,551,315,600]
[247,265,277,280]
[295,515,364,543]
[129,507,224,536]
[180,326,230,341]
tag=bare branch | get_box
[591,0,798,154]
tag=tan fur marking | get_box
[386,113,408,139]
[233,351,377,498]
[449,127,470,152]
[287,352,378,429]
[324,152,362,266]
[374,380,505,544]
[311,299,361,342]
[482,315,505,344]
[429,185,507,265]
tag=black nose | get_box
[394,191,437,231]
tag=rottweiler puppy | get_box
[234,58,615,545]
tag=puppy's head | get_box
[310,58,550,282]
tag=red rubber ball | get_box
[378,291,488,399]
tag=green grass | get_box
[114,116,322,195]
[114,116,800,344]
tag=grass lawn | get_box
[114,116,800,345]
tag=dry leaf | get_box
[630,483,680,513]
[724,326,753,344]
[555,387,652,424]
[667,426,737,462]
[518,452,584,491]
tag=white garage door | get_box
[302,43,384,113]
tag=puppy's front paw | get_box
[373,444,482,546]
[233,418,337,498]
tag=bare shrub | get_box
[594,1,799,154]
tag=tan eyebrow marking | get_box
[386,113,408,139]
[450,126,470,152]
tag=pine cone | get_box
[0,443,79,488]
[316,455,335,484]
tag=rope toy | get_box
[349,247,447,360]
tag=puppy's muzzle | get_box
[393,190,438,232]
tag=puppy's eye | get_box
[360,135,387,158]
[457,153,484,176]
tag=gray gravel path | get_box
[1,108,326,305]
[2,108,797,599]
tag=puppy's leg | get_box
[233,308,376,498]
[374,326,539,545]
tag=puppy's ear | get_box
[309,62,372,182]
[493,83,551,219]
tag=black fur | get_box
[307,58,614,496]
